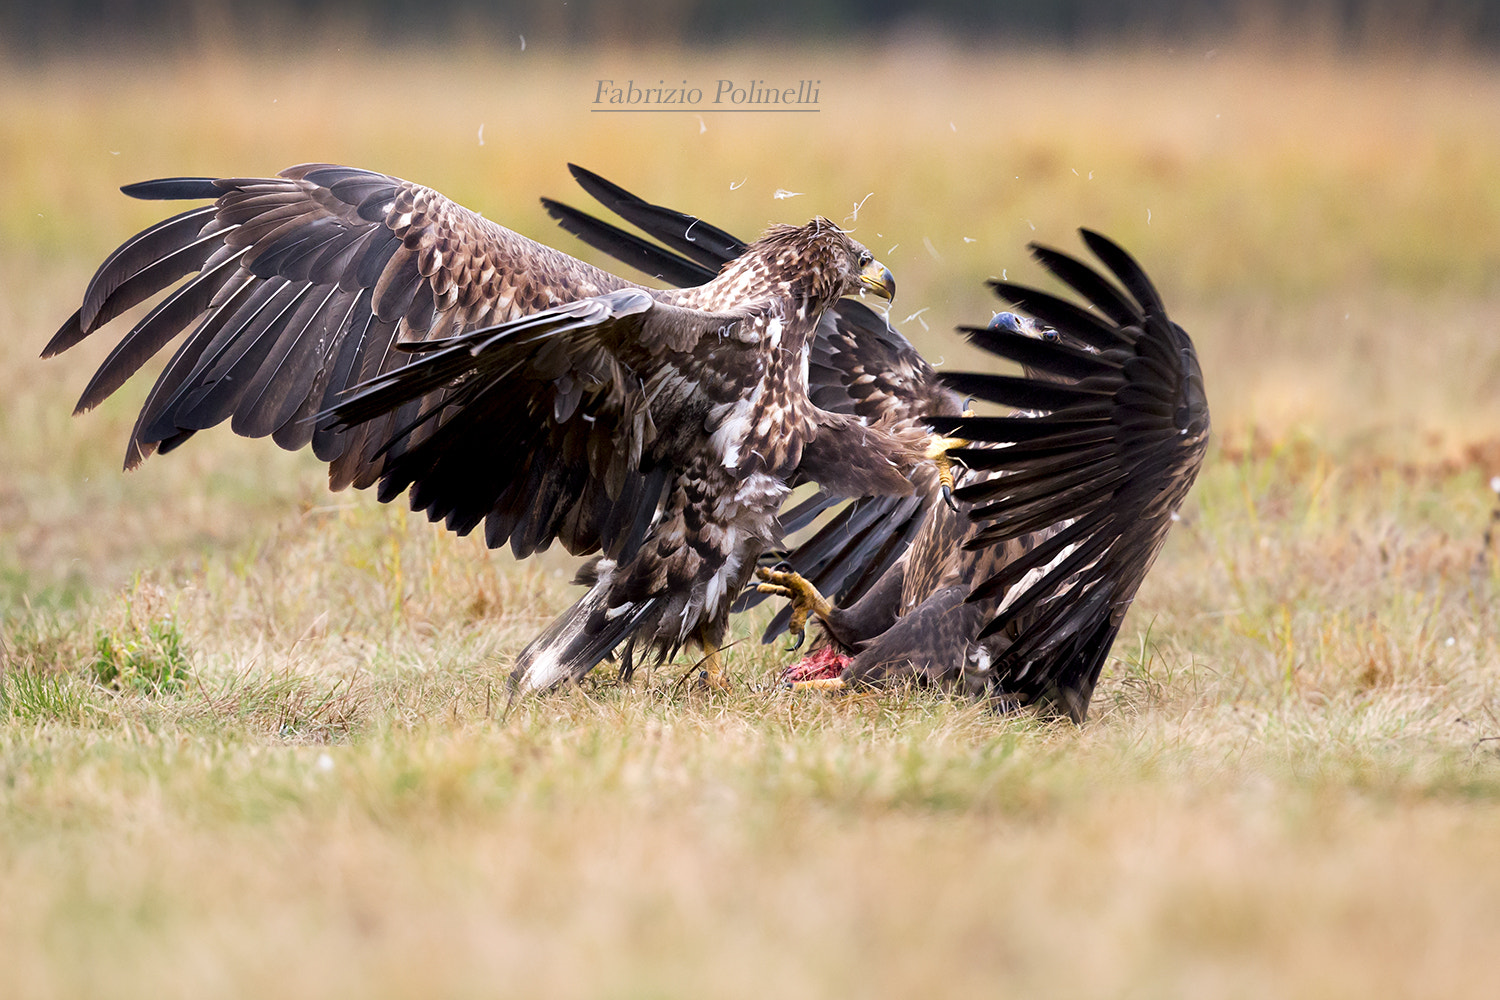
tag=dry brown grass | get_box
[3,39,1500,999]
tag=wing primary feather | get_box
[121,275,258,467]
[964,487,1114,549]
[73,254,245,413]
[542,198,717,287]
[268,293,368,451]
[955,447,1119,499]
[947,432,1117,467]
[955,417,1114,450]
[310,292,379,460]
[779,491,843,534]
[812,495,924,601]
[824,496,927,604]
[938,372,1111,411]
[1077,229,1167,316]
[965,462,1127,518]
[78,233,224,336]
[1025,243,1141,327]
[74,206,218,332]
[967,510,1116,605]
[565,164,747,267]
[175,282,316,433]
[120,178,221,200]
[44,311,86,361]
[232,284,351,438]
[773,495,903,582]
[953,450,1115,503]
[967,471,1125,530]
[137,277,294,440]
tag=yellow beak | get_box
[859,259,896,301]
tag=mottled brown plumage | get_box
[47,163,919,693]
[548,170,1209,722]
[544,167,957,626]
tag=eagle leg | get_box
[925,434,971,512]
[695,641,732,692]
[754,566,833,650]
[789,676,846,692]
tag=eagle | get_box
[44,163,956,694]
[541,170,1209,721]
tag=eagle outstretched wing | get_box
[48,165,640,487]
[779,235,1207,723]
[45,164,742,564]
[815,233,1207,722]
[924,230,1210,718]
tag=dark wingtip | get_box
[1077,227,1125,258]
[566,164,632,200]
[119,178,221,201]
[1075,228,1166,314]
[122,436,157,471]
[42,309,85,358]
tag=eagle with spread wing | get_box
[46,163,947,693]
[542,170,1208,721]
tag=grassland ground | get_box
[3,40,1500,998]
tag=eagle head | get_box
[988,311,1089,384]
[750,219,895,309]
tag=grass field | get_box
[3,37,1500,998]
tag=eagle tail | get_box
[509,566,661,694]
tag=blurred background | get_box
[4,0,1499,597]
[6,0,1500,52]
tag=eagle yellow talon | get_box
[925,434,971,511]
[755,566,832,648]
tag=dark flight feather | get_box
[941,231,1210,717]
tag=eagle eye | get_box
[857,250,873,268]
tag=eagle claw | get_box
[755,566,833,652]
[925,434,970,512]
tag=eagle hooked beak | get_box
[859,259,896,301]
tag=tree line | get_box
[4,0,1497,55]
